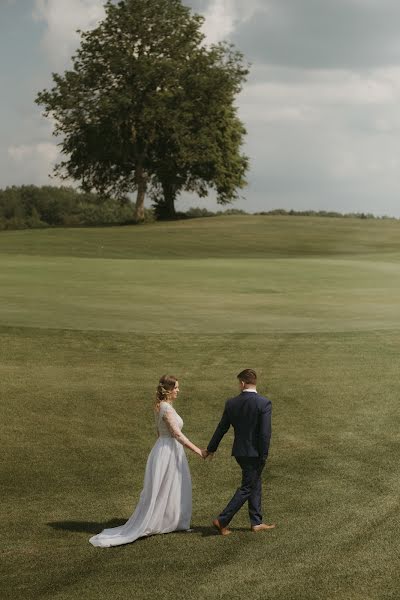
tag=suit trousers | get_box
[218,457,266,527]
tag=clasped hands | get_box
[200,449,214,460]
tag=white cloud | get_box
[33,0,105,69]
[6,142,63,186]
[215,59,400,216]
[239,66,400,129]
[202,0,235,43]
[202,0,264,44]
[8,142,58,163]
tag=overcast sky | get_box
[2,0,400,216]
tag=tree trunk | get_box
[134,161,147,222]
[154,181,177,220]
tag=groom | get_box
[203,369,275,535]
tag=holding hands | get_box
[195,448,214,459]
[201,449,214,460]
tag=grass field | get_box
[1,215,400,600]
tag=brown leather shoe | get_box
[251,523,276,532]
[212,518,232,536]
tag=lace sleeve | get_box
[162,406,190,447]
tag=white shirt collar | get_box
[242,388,257,393]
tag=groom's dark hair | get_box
[237,369,257,384]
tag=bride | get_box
[89,375,204,547]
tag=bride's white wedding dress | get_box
[89,401,192,547]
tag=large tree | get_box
[36,0,249,221]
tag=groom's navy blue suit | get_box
[207,390,272,527]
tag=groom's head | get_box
[237,368,257,391]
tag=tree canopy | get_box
[36,0,249,221]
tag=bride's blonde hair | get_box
[155,374,178,411]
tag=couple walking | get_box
[89,369,274,547]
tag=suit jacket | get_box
[207,391,272,458]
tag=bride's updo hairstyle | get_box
[155,375,178,411]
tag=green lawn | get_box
[1,216,400,600]
[1,214,400,259]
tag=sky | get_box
[2,1,400,216]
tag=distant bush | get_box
[183,207,247,219]
[184,207,215,218]
[216,208,247,216]
[0,185,146,230]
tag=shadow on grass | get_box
[189,525,252,537]
[47,518,127,534]
[47,520,252,538]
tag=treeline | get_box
[0,185,396,231]
[185,207,395,220]
[256,209,387,219]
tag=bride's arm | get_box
[162,410,203,457]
